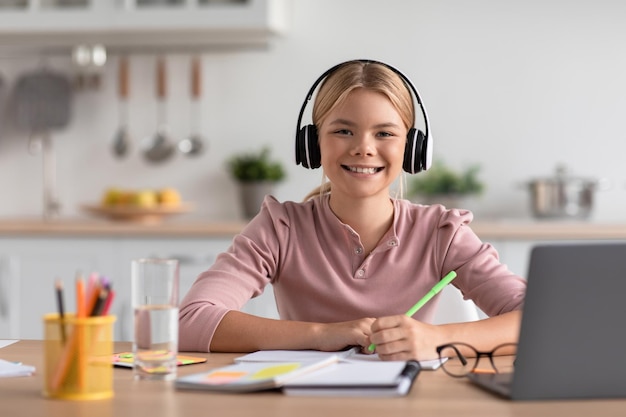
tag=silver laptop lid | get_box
[512,242,626,400]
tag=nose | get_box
[351,133,376,156]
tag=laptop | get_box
[467,242,626,400]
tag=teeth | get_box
[348,166,378,174]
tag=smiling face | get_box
[318,87,407,201]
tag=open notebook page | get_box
[235,348,445,370]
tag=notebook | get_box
[467,242,626,400]
[174,355,339,393]
[282,360,420,397]
[235,348,445,370]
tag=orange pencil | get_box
[52,274,105,391]
[51,323,79,390]
[75,276,86,390]
[76,276,86,318]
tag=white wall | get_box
[0,0,625,221]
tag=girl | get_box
[179,60,525,361]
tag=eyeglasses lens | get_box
[439,345,476,377]
[439,343,517,377]
[490,344,517,374]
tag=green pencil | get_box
[368,271,457,352]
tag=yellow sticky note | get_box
[251,364,300,380]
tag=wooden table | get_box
[1,340,626,417]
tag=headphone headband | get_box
[295,59,432,174]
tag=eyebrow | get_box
[328,119,403,129]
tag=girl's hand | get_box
[368,315,441,361]
[314,318,376,352]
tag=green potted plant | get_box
[227,147,286,218]
[408,161,484,207]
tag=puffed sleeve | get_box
[436,209,526,316]
[178,196,290,352]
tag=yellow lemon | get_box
[158,188,182,207]
[133,189,158,208]
[102,188,123,206]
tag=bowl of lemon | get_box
[82,187,193,223]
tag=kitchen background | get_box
[2,0,626,341]
[0,0,625,222]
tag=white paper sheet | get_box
[0,340,18,349]
[0,358,35,378]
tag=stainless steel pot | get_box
[526,166,603,219]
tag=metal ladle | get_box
[112,56,130,158]
[178,56,206,157]
[142,56,175,163]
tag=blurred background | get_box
[3,0,625,340]
[0,0,623,221]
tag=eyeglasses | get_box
[435,342,517,378]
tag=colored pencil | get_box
[102,289,116,316]
[90,288,109,317]
[75,275,86,389]
[52,272,115,392]
[54,278,66,343]
[76,275,86,318]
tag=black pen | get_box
[54,278,66,343]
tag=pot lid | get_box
[528,164,597,185]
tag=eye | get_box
[377,131,400,139]
[333,129,353,136]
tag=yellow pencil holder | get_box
[43,313,116,400]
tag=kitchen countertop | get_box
[0,217,247,238]
[0,216,625,240]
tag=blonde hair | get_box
[303,61,415,201]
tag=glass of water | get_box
[131,258,179,381]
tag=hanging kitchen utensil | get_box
[14,68,72,133]
[178,55,205,157]
[112,56,131,158]
[0,72,6,138]
[72,44,107,91]
[13,65,73,219]
[141,56,175,163]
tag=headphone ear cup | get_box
[295,126,306,166]
[403,128,424,174]
[421,130,432,171]
[296,124,321,169]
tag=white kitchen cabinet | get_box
[0,0,290,49]
[0,234,279,341]
[0,229,620,341]
[0,237,116,340]
[489,238,621,280]
[112,237,279,341]
[490,240,533,278]
[0,255,19,339]
[110,237,229,341]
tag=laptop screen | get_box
[510,242,626,400]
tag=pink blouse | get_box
[179,195,526,352]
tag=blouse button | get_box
[388,240,398,247]
[355,247,363,254]
[356,269,365,277]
